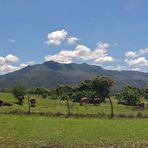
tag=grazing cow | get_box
[80,97,90,105]
[93,98,102,105]
[0,100,12,107]
[30,98,36,107]
[17,96,24,105]
[138,103,145,109]
[80,97,102,106]
[0,100,4,107]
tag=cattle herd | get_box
[80,97,103,106]
[0,96,146,110]
[0,96,36,107]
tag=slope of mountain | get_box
[0,61,148,90]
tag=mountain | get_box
[0,61,148,90]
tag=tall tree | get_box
[143,86,148,107]
[92,76,114,119]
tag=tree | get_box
[12,85,26,105]
[143,87,148,107]
[55,85,73,98]
[92,76,113,101]
[77,79,92,92]
[92,76,114,119]
[33,87,50,98]
[118,86,141,106]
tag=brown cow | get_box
[80,97,90,105]
[80,97,102,106]
[0,100,4,107]
[30,98,36,107]
[138,103,145,109]
[93,98,102,105]
[17,96,24,105]
[0,100,12,107]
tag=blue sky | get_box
[0,0,148,74]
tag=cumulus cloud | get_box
[139,48,148,55]
[45,44,91,63]
[5,54,19,63]
[0,64,18,74]
[125,48,148,72]
[45,29,68,45]
[45,42,114,64]
[125,57,148,66]
[67,36,79,45]
[125,48,148,67]
[125,51,138,58]
[0,54,23,74]
[19,61,36,69]
[19,63,28,68]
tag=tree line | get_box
[1,75,148,118]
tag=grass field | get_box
[0,92,148,118]
[0,93,148,147]
[0,114,148,148]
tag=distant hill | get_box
[0,61,148,90]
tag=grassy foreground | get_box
[0,115,148,148]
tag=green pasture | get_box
[0,115,148,148]
[0,92,148,117]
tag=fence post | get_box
[27,96,31,115]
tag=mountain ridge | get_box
[0,61,148,90]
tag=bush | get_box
[12,85,26,98]
[117,86,141,106]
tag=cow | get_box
[17,96,24,105]
[0,100,4,107]
[80,97,102,106]
[137,103,145,109]
[0,100,12,107]
[80,97,90,106]
[30,98,36,107]
[93,98,102,105]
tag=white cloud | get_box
[19,61,36,69]
[5,54,19,63]
[125,57,148,66]
[0,54,20,74]
[139,48,148,55]
[8,39,16,43]
[45,42,114,64]
[0,64,18,74]
[91,42,114,63]
[67,36,79,45]
[45,29,68,45]
[125,48,148,67]
[0,57,5,65]
[125,51,138,58]
[19,63,28,68]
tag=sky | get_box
[0,0,148,74]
